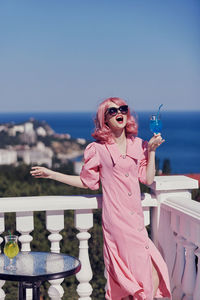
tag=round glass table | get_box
[0,251,81,300]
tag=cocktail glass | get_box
[150,114,162,134]
[4,235,19,270]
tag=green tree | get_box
[162,159,171,175]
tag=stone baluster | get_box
[159,208,177,281]
[193,248,200,300]
[0,213,5,300]
[171,235,185,300]
[16,211,34,251]
[0,280,5,300]
[181,241,197,300]
[75,209,93,300]
[16,211,34,299]
[0,214,4,253]
[46,210,64,300]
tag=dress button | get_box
[125,173,129,177]
[128,192,132,196]
[122,155,126,159]
[130,212,134,215]
[145,246,149,249]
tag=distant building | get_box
[76,138,86,145]
[24,122,34,133]
[16,142,53,168]
[20,122,37,144]
[0,125,8,133]
[36,126,47,137]
[8,125,24,136]
[0,149,17,165]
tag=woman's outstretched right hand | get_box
[30,166,54,179]
[30,166,87,189]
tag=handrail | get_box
[162,196,200,221]
[0,195,102,213]
[0,193,157,213]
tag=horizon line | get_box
[0,109,199,114]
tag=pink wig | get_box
[92,97,138,143]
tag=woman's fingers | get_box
[30,166,47,177]
[148,134,165,151]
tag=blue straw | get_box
[156,104,163,119]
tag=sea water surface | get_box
[0,111,200,175]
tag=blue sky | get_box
[0,0,200,112]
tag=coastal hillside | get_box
[0,119,87,170]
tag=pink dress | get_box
[80,137,171,300]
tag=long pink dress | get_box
[80,137,171,300]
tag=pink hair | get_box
[92,97,138,143]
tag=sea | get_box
[0,111,200,175]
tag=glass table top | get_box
[0,252,81,282]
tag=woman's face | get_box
[105,102,128,132]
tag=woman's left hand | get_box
[148,133,165,152]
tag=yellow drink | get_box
[4,242,19,259]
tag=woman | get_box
[31,97,171,300]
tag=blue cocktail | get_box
[150,114,162,134]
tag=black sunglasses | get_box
[106,105,129,117]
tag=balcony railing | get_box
[0,175,199,300]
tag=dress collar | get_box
[105,137,141,165]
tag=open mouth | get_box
[116,115,124,124]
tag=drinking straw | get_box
[156,104,163,120]
[8,230,12,238]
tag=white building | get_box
[24,122,34,133]
[8,125,24,136]
[76,138,86,145]
[0,149,17,165]
[20,122,37,144]
[36,127,47,137]
[16,142,53,168]
[0,125,8,133]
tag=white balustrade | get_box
[0,175,199,300]
[0,195,101,299]
[154,176,199,300]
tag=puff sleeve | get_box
[138,140,149,184]
[80,143,100,190]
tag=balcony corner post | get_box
[75,209,93,300]
[149,175,199,248]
